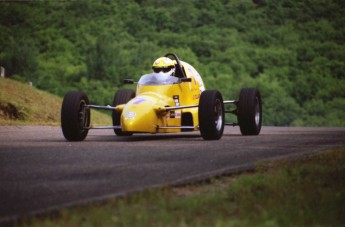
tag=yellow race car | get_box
[61,53,262,141]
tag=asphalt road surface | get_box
[0,126,344,223]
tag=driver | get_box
[152,57,176,76]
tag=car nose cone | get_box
[121,96,159,133]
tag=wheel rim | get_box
[214,99,223,131]
[254,97,260,126]
[78,100,89,130]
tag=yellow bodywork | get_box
[117,62,205,133]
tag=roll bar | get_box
[164,53,186,78]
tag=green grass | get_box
[0,78,111,126]
[17,148,345,227]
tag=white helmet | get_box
[152,57,176,76]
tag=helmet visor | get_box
[153,66,174,73]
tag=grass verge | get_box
[0,78,110,126]
[17,148,345,227]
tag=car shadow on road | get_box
[86,133,202,142]
[46,132,243,143]
[83,131,243,142]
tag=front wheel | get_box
[112,89,135,136]
[198,90,225,140]
[237,88,262,135]
[61,91,90,141]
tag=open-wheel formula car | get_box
[61,53,262,141]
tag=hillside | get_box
[0,0,344,126]
[0,78,110,126]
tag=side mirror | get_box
[123,79,134,84]
[180,77,192,83]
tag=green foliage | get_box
[1,38,39,82]
[1,0,344,126]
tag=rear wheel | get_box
[198,90,224,140]
[61,91,90,141]
[112,89,135,136]
[237,88,262,135]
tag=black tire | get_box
[198,90,225,140]
[237,88,262,135]
[112,89,135,136]
[61,91,90,141]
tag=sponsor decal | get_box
[133,98,146,104]
[173,95,180,106]
[167,95,181,121]
[124,111,136,120]
[168,110,181,119]
[175,111,181,118]
[170,111,175,118]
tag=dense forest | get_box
[0,0,344,126]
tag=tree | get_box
[86,34,117,82]
[1,38,39,82]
